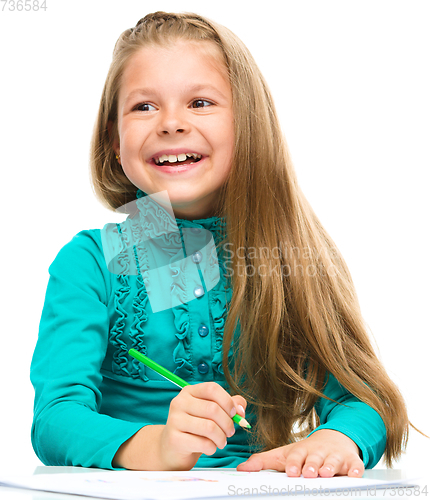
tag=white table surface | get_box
[0,467,427,500]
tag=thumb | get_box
[231,395,247,417]
[237,453,264,472]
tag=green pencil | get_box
[128,348,251,429]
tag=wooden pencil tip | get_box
[239,418,251,429]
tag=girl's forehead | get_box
[121,39,228,90]
[128,38,226,71]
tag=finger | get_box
[302,452,326,478]
[318,453,345,478]
[347,460,365,478]
[236,454,264,472]
[173,411,229,450]
[184,382,239,421]
[237,448,287,472]
[284,448,308,477]
[231,395,247,416]
[170,391,235,448]
[171,427,221,457]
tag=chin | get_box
[165,190,202,206]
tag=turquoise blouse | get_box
[30,191,387,470]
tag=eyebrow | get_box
[123,84,228,106]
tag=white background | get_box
[0,0,428,478]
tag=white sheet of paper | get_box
[0,470,419,500]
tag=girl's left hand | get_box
[236,429,364,477]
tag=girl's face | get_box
[113,39,234,220]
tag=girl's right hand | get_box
[159,382,247,470]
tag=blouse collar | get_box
[135,189,225,232]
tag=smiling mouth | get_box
[153,153,203,167]
[157,158,202,167]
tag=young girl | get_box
[31,11,413,476]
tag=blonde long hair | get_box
[90,11,420,467]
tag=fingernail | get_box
[238,405,245,415]
[323,466,331,472]
[288,466,299,475]
[307,466,316,473]
[352,469,360,475]
[230,407,237,417]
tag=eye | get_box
[191,99,213,109]
[133,102,156,112]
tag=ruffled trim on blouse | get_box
[109,223,132,377]
[128,217,150,381]
[103,189,231,381]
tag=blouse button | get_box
[198,362,209,374]
[190,227,201,234]
[193,286,204,298]
[192,251,202,264]
[198,324,209,337]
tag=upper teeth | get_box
[154,153,202,164]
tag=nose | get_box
[157,105,189,136]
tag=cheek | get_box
[217,144,234,181]
[118,161,135,186]
[120,122,148,155]
[210,117,235,157]
[222,123,235,165]
[223,115,235,157]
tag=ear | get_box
[108,120,120,156]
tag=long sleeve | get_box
[306,373,387,469]
[30,230,147,469]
